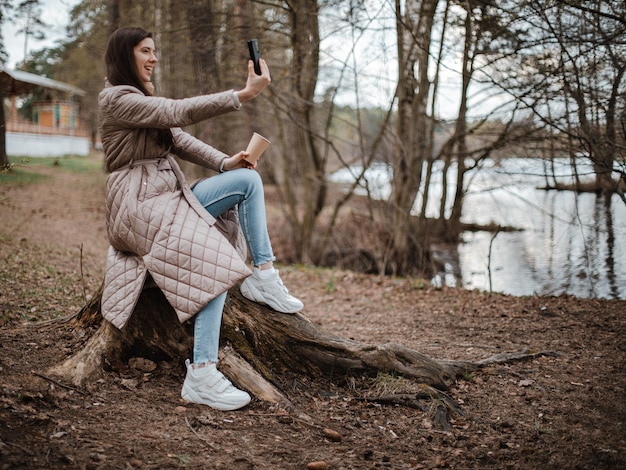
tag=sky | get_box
[2,0,80,69]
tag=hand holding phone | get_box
[247,39,262,75]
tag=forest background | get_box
[1,0,624,283]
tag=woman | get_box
[99,27,302,411]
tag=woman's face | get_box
[133,37,157,86]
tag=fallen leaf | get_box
[129,357,157,372]
[323,427,342,442]
[307,461,328,470]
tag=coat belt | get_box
[112,157,171,172]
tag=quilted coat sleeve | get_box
[100,86,239,129]
[170,127,229,170]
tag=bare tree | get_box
[553,1,626,197]
[480,0,626,200]
[183,0,224,151]
[386,0,439,275]
[0,0,9,170]
[108,0,120,35]
[0,85,7,170]
[271,0,324,264]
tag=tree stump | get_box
[49,279,553,418]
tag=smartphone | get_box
[247,39,262,75]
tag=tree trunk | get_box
[0,86,8,170]
[279,0,324,264]
[388,0,439,276]
[448,6,473,226]
[107,0,120,35]
[183,0,225,153]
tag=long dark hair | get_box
[105,27,173,148]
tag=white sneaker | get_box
[240,267,304,314]
[181,359,251,411]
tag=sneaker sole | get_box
[240,280,302,314]
[181,387,251,411]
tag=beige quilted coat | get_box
[99,84,252,329]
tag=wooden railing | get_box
[5,119,89,138]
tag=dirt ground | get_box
[1,154,625,470]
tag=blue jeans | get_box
[191,169,275,364]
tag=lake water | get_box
[328,158,626,300]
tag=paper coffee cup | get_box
[245,132,271,164]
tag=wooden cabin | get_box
[1,68,89,157]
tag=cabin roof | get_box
[0,68,85,97]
